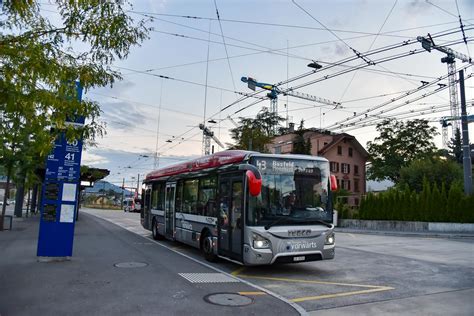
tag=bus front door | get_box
[165,183,176,238]
[218,175,243,261]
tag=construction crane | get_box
[418,35,472,147]
[199,123,224,155]
[241,76,341,133]
[227,115,239,128]
[440,114,474,147]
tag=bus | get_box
[141,150,337,265]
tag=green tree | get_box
[398,158,463,192]
[448,128,463,164]
[0,1,150,230]
[291,119,312,155]
[367,119,438,182]
[230,108,285,152]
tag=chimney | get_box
[289,122,295,133]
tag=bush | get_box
[358,181,474,223]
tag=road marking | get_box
[237,274,394,302]
[238,291,266,296]
[238,275,392,289]
[231,266,246,276]
[291,287,394,302]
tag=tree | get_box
[397,158,462,193]
[292,119,312,155]
[0,1,150,230]
[366,119,438,182]
[230,108,284,152]
[448,128,463,164]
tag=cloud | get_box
[403,0,431,14]
[82,152,109,165]
[100,101,150,131]
[334,43,348,56]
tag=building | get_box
[266,126,368,206]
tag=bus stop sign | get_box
[37,82,84,258]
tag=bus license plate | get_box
[293,256,305,262]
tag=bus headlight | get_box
[325,233,335,245]
[252,233,271,249]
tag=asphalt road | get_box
[83,207,474,316]
[0,209,300,316]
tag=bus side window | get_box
[175,181,183,212]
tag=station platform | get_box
[0,212,299,315]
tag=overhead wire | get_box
[329,69,473,131]
[128,9,470,39]
[213,0,237,93]
[291,0,374,65]
[455,0,472,60]
[337,0,398,103]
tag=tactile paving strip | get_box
[178,273,240,283]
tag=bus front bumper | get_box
[243,244,335,265]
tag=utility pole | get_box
[121,178,125,209]
[136,174,140,197]
[459,70,472,194]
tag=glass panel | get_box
[231,181,242,255]
[248,157,332,226]
[182,179,198,214]
[198,176,217,217]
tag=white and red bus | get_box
[141,150,337,265]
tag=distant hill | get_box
[85,180,133,196]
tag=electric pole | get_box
[459,70,472,194]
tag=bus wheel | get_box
[202,233,217,262]
[152,219,161,240]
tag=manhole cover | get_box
[204,293,253,307]
[114,262,148,268]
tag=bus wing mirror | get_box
[330,175,338,191]
[239,164,262,197]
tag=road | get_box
[83,207,474,315]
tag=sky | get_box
[40,0,474,188]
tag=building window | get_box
[354,165,359,175]
[337,146,342,155]
[274,146,281,154]
[341,163,351,174]
[330,161,339,172]
[341,179,351,191]
[354,179,359,192]
[336,178,340,188]
[348,147,353,157]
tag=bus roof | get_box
[145,150,252,181]
[145,150,329,182]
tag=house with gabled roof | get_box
[266,125,368,206]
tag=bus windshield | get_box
[247,157,332,227]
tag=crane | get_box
[241,76,341,133]
[439,114,474,147]
[418,34,472,147]
[227,115,239,128]
[199,123,224,155]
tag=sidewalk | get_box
[0,213,299,316]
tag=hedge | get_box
[358,180,474,223]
